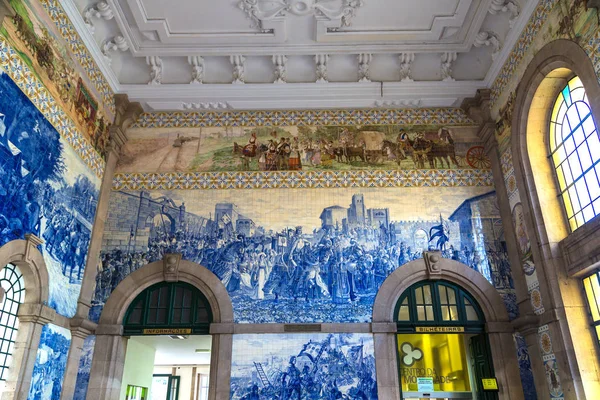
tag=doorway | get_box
[120,281,213,400]
[395,280,498,400]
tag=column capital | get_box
[18,303,56,325]
[70,315,97,339]
[511,313,541,336]
[107,94,144,157]
[461,88,492,125]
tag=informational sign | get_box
[417,377,434,392]
[415,326,465,333]
[142,328,192,335]
[482,378,499,391]
[397,333,471,393]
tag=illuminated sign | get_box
[397,333,471,393]
[482,378,499,391]
[142,328,192,335]
[415,326,465,333]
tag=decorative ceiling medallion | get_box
[238,0,364,30]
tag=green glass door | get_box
[470,334,498,400]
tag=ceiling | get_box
[61,0,536,110]
[131,335,212,365]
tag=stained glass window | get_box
[0,264,24,383]
[549,76,600,230]
[583,271,600,347]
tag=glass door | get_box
[152,374,180,400]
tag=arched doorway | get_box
[395,280,497,399]
[121,281,213,400]
[87,257,234,400]
[372,253,523,400]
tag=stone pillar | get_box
[60,322,96,400]
[209,324,233,400]
[0,304,55,400]
[487,325,527,400]
[372,323,400,400]
[86,325,127,400]
[75,96,143,320]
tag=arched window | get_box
[0,264,24,385]
[395,280,485,332]
[549,76,600,230]
[123,281,212,335]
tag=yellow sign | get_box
[415,326,465,333]
[142,328,192,335]
[482,378,499,391]
[397,333,471,393]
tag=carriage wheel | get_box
[466,146,491,169]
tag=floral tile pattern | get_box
[112,169,494,191]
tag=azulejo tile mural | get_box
[28,324,71,400]
[230,333,377,400]
[92,185,517,323]
[0,70,100,317]
[0,36,105,176]
[1,0,113,158]
[119,124,489,174]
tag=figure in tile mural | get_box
[0,71,100,317]
[92,186,517,323]
[230,334,377,400]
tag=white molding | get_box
[121,80,485,110]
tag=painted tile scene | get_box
[230,333,377,400]
[92,185,517,323]
[0,71,100,317]
[118,125,490,173]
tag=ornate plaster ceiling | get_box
[62,0,536,110]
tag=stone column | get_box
[60,323,96,400]
[209,324,233,400]
[462,91,547,398]
[0,304,55,400]
[75,96,143,320]
[372,323,400,400]
[86,325,127,400]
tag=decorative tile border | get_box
[112,169,494,191]
[491,0,558,108]
[132,108,477,129]
[0,36,105,178]
[40,0,115,117]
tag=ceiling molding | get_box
[122,81,486,111]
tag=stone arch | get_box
[371,254,521,399]
[509,39,600,399]
[373,256,509,324]
[0,237,50,305]
[88,258,233,400]
[511,39,600,248]
[0,236,55,400]
[98,258,233,325]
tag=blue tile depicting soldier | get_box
[90,190,517,323]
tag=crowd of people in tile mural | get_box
[92,186,517,324]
